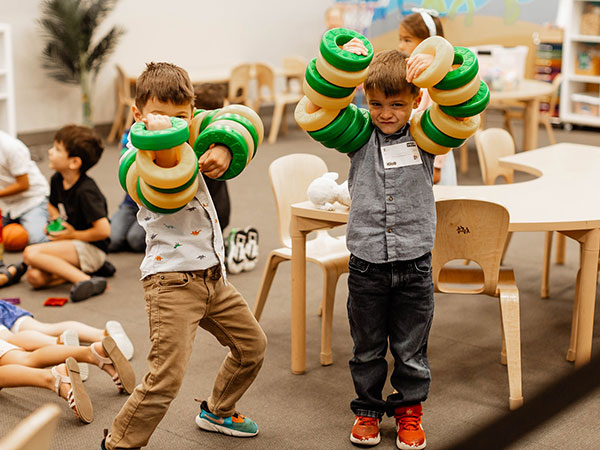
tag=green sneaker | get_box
[195,400,258,437]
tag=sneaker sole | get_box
[195,415,258,438]
[105,320,134,360]
[396,437,426,450]
[350,432,381,446]
[62,330,88,382]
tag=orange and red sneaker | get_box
[394,404,426,449]
[350,415,381,446]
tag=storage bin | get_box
[574,45,600,75]
[580,5,600,35]
[470,45,529,91]
[571,93,600,116]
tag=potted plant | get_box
[38,0,125,126]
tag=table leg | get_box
[523,99,540,150]
[291,217,308,374]
[568,229,600,368]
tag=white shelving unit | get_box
[560,1,600,127]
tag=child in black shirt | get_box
[23,125,111,302]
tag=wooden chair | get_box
[253,153,349,366]
[225,63,253,107]
[281,56,307,94]
[107,65,135,144]
[0,403,61,450]
[502,74,563,146]
[433,198,523,410]
[475,128,561,299]
[253,62,303,144]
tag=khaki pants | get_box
[106,266,267,449]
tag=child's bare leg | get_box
[16,316,105,343]
[0,364,55,390]
[23,241,89,288]
[0,345,95,368]
[4,330,57,350]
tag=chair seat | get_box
[437,265,516,295]
[273,234,349,264]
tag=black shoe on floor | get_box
[91,260,116,278]
[70,277,107,302]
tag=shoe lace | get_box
[357,416,379,427]
[396,411,421,431]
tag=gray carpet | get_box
[1,109,599,450]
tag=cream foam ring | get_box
[315,52,369,88]
[135,143,198,190]
[294,96,340,131]
[302,78,355,110]
[428,74,481,106]
[429,103,481,139]
[410,110,452,156]
[410,36,454,88]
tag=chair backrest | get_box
[115,64,134,104]
[254,62,276,103]
[0,404,61,450]
[546,73,563,116]
[475,128,516,185]
[433,199,510,296]
[268,153,328,248]
[228,63,252,104]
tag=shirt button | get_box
[160,275,164,279]
[388,196,393,201]
[387,228,393,233]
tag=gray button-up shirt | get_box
[346,123,436,263]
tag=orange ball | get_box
[3,223,29,252]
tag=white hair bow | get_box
[411,7,439,36]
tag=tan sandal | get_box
[52,358,93,423]
[91,336,136,394]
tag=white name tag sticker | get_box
[381,141,422,169]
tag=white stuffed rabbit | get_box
[307,172,351,211]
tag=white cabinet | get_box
[560,0,600,127]
[0,24,16,137]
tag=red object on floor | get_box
[44,297,68,306]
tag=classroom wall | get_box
[3,0,330,135]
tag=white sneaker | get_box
[226,229,247,275]
[243,227,259,272]
[61,329,88,381]
[105,320,134,360]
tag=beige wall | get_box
[3,0,330,134]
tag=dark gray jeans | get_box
[347,252,434,418]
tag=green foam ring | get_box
[193,124,249,180]
[308,103,357,143]
[434,47,479,91]
[130,117,190,151]
[439,81,490,118]
[47,218,65,233]
[118,148,137,192]
[321,104,363,149]
[136,179,186,214]
[305,58,356,99]
[420,107,466,148]
[147,161,199,194]
[200,109,221,132]
[320,27,374,72]
[211,113,259,157]
[337,109,373,154]
[193,109,206,117]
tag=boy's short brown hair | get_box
[135,62,195,111]
[54,125,104,173]
[363,49,420,98]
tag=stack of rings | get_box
[409,37,490,155]
[121,118,199,214]
[295,27,374,154]
[190,104,263,180]
[119,105,264,214]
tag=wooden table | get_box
[459,79,555,174]
[489,79,555,151]
[289,143,600,373]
